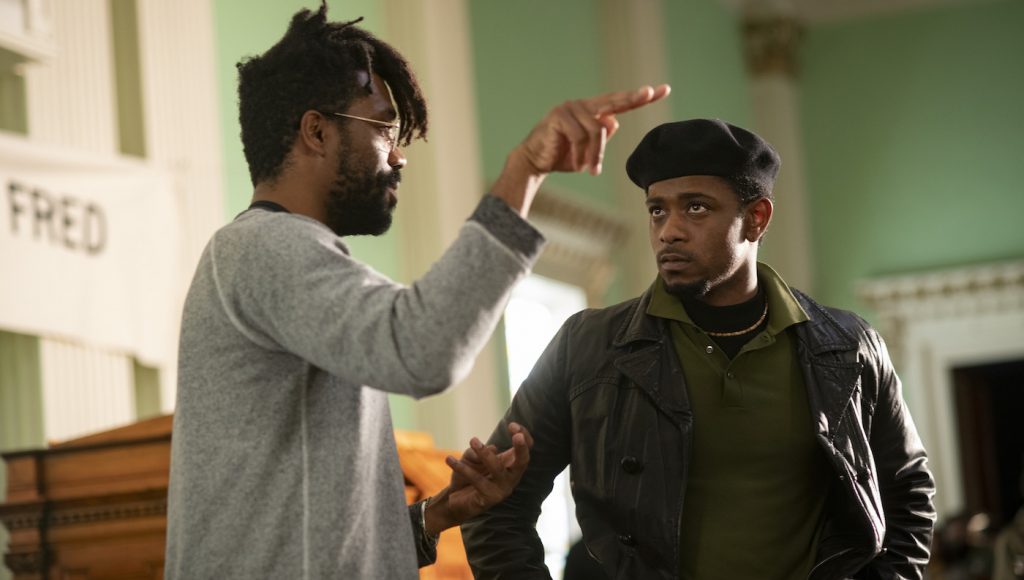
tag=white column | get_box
[601,0,673,298]
[380,0,501,450]
[742,13,815,292]
[135,0,226,410]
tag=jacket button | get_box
[618,534,637,547]
[620,456,644,474]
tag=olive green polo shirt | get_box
[647,263,830,580]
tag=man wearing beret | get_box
[462,119,936,579]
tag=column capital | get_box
[742,16,804,79]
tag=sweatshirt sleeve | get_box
[210,195,544,398]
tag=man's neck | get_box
[697,260,759,307]
[252,178,325,224]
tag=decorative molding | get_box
[0,507,41,531]
[51,497,167,528]
[1,495,167,531]
[857,260,1024,520]
[528,189,629,305]
[4,550,43,574]
[743,16,803,78]
[860,260,1024,322]
[0,0,56,63]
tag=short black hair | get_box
[724,174,773,207]
[236,2,428,186]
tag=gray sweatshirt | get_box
[165,196,543,579]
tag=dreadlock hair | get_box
[236,1,428,186]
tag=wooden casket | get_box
[0,415,471,579]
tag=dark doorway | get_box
[952,359,1024,528]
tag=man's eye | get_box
[687,203,708,214]
[648,207,665,217]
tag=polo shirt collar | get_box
[645,262,809,336]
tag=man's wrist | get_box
[422,488,452,537]
[490,147,546,218]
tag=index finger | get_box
[585,83,671,117]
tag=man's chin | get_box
[663,275,710,300]
[328,210,393,237]
[360,213,393,237]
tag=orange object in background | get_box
[0,415,472,580]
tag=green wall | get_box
[468,0,616,209]
[802,0,1024,310]
[211,0,415,428]
[664,0,752,126]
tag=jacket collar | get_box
[612,283,864,435]
[614,281,860,352]
[790,289,859,354]
[613,285,662,347]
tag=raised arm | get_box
[212,85,669,400]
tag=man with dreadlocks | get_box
[164,3,669,579]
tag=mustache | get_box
[657,248,696,263]
[379,168,402,189]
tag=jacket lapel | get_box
[791,290,863,439]
[612,289,692,426]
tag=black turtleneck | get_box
[681,285,768,359]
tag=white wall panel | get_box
[23,0,137,440]
[136,0,225,271]
[24,0,116,151]
[135,0,225,410]
[39,338,134,442]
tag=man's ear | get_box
[297,110,329,157]
[744,197,773,243]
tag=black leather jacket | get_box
[463,287,936,580]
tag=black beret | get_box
[626,118,781,192]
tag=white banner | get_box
[0,133,179,366]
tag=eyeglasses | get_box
[326,112,400,150]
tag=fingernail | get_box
[471,437,482,449]
[595,163,603,174]
[445,456,457,467]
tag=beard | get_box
[664,278,712,300]
[324,145,402,237]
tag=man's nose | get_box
[389,146,407,169]
[659,216,688,244]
